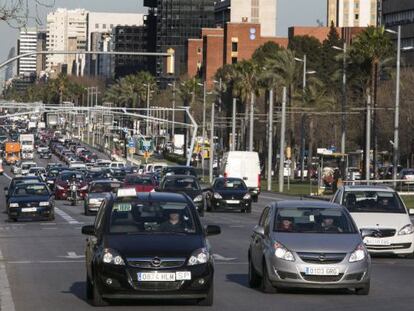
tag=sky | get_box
[0,0,326,75]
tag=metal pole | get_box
[249,92,254,151]
[300,54,307,182]
[279,87,287,192]
[209,101,215,183]
[202,82,206,179]
[232,98,236,151]
[393,26,401,187]
[341,43,347,179]
[365,94,372,184]
[267,89,274,191]
[146,84,150,135]
[172,81,176,138]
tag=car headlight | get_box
[273,242,295,261]
[89,198,102,204]
[243,193,251,200]
[349,244,366,262]
[213,192,222,199]
[39,202,50,207]
[398,224,414,235]
[193,195,203,202]
[56,185,64,190]
[102,248,125,265]
[188,248,209,266]
[9,203,19,208]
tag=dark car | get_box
[111,168,127,182]
[8,182,55,221]
[38,147,52,159]
[45,166,68,190]
[82,191,220,306]
[161,166,198,178]
[54,170,88,200]
[123,174,157,192]
[158,175,206,216]
[84,180,121,215]
[4,175,42,204]
[85,169,113,184]
[208,177,252,213]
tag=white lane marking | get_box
[59,251,85,259]
[0,249,16,311]
[40,223,57,226]
[41,227,57,230]
[213,254,237,261]
[3,172,12,180]
[55,208,80,225]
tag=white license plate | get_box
[226,200,240,204]
[364,237,391,246]
[304,267,340,276]
[21,207,37,212]
[137,272,191,282]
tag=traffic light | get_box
[166,48,175,75]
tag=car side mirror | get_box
[81,225,95,236]
[253,225,265,236]
[205,225,221,236]
[409,209,414,216]
[360,228,377,239]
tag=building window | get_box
[232,42,238,52]
[95,23,99,29]
[197,47,202,55]
[232,57,237,64]
[102,24,106,29]
[355,14,359,20]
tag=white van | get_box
[220,151,261,201]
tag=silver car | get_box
[248,200,371,294]
[84,180,121,215]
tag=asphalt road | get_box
[1,153,414,311]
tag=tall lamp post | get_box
[295,54,316,182]
[167,81,176,138]
[385,26,414,186]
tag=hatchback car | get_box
[332,185,414,256]
[82,190,220,306]
[248,200,371,294]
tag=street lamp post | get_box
[168,81,176,138]
[144,83,151,135]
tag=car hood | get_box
[350,212,411,230]
[9,195,50,204]
[104,234,204,258]
[87,192,110,199]
[215,189,248,199]
[272,233,361,253]
[161,189,202,199]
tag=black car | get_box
[208,177,252,213]
[8,182,55,221]
[38,147,52,159]
[158,175,206,216]
[4,175,43,204]
[82,191,220,306]
[161,166,198,178]
[45,166,67,190]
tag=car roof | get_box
[341,185,395,192]
[115,191,189,202]
[274,200,344,209]
[163,174,197,180]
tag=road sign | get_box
[128,139,135,148]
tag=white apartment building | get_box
[327,0,378,27]
[18,28,38,75]
[46,8,88,76]
[215,0,277,37]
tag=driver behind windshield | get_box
[160,210,184,232]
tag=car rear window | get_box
[343,191,406,214]
[125,176,153,185]
[163,177,199,190]
[214,178,247,190]
[90,182,121,193]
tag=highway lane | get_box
[1,154,414,310]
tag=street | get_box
[0,153,413,311]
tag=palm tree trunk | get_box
[244,99,249,151]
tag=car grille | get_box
[276,271,299,280]
[367,243,411,250]
[300,273,344,283]
[21,202,39,207]
[363,228,396,238]
[297,252,346,264]
[345,273,364,281]
[127,257,186,269]
[133,281,184,291]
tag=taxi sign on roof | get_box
[117,188,137,198]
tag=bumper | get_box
[211,198,251,210]
[95,263,213,300]
[85,202,102,213]
[8,206,53,219]
[265,254,371,289]
[364,234,414,255]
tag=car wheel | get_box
[197,281,214,306]
[261,260,277,293]
[246,206,252,214]
[86,275,93,300]
[252,195,258,203]
[92,277,108,306]
[355,283,370,295]
[248,255,261,288]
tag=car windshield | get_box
[60,172,85,181]
[163,177,199,190]
[274,207,356,234]
[13,184,49,196]
[109,200,197,234]
[402,169,414,175]
[90,182,121,193]
[125,176,153,185]
[214,178,247,190]
[343,191,406,213]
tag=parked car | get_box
[248,200,371,295]
[84,180,121,215]
[7,182,55,221]
[207,177,252,213]
[82,190,220,306]
[332,185,414,256]
[158,175,206,216]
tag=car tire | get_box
[248,255,261,288]
[86,275,93,300]
[355,283,370,295]
[261,260,277,293]
[246,205,252,214]
[92,277,108,306]
[197,281,214,306]
[252,195,258,203]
